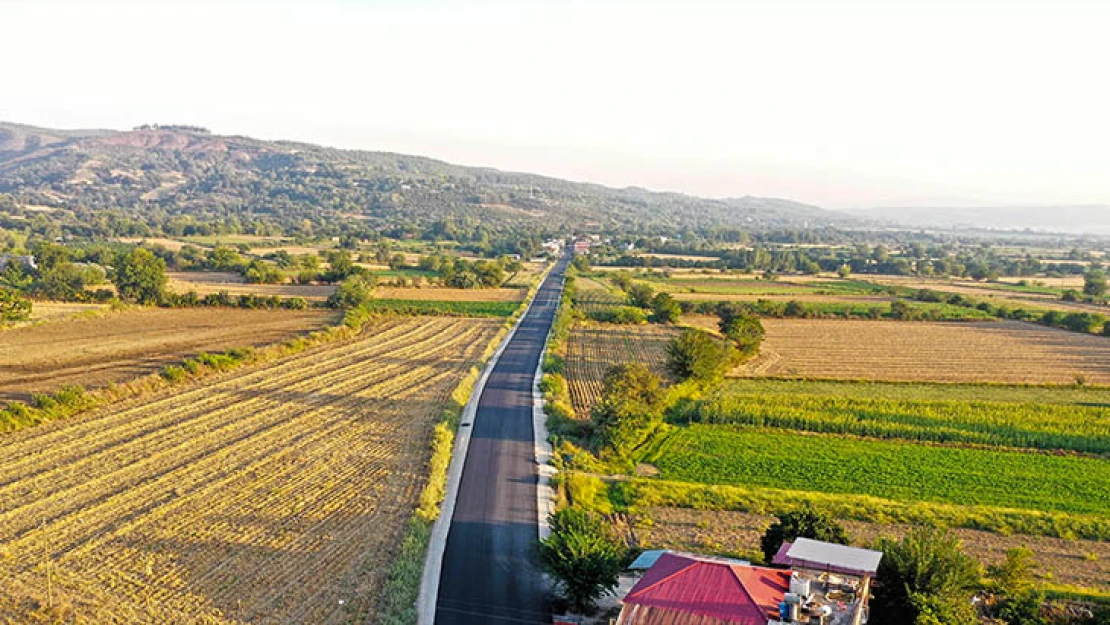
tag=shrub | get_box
[872,527,982,625]
[0,288,32,321]
[591,364,665,457]
[665,328,736,383]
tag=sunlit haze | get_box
[3,0,1109,210]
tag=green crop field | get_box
[643,425,1110,516]
[680,379,1110,454]
[651,278,887,297]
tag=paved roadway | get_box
[434,257,568,625]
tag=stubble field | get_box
[1,307,339,403]
[0,316,501,623]
[735,319,1110,384]
[565,324,680,416]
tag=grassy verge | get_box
[374,262,553,625]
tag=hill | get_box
[0,121,839,235]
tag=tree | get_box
[1084,270,1107,298]
[760,508,850,564]
[837,264,852,279]
[872,527,982,625]
[626,282,655,309]
[717,303,765,354]
[327,273,377,309]
[388,253,408,271]
[649,292,681,323]
[987,547,1035,595]
[0,288,31,321]
[538,508,628,614]
[665,328,735,382]
[113,248,167,304]
[571,255,590,272]
[591,364,665,456]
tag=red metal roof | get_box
[623,553,790,625]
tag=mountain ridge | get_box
[0,121,841,234]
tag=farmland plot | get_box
[565,325,680,416]
[1,307,339,404]
[0,316,501,624]
[736,319,1110,384]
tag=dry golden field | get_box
[0,316,501,623]
[25,301,109,323]
[735,319,1110,384]
[167,271,337,301]
[0,308,338,403]
[637,507,1110,591]
[565,324,681,416]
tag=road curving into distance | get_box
[433,256,568,625]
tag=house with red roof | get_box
[615,552,791,625]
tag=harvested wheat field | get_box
[736,319,1110,384]
[0,316,501,623]
[167,271,337,301]
[566,324,681,416]
[373,286,526,301]
[0,307,338,403]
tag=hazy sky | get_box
[2,0,1109,210]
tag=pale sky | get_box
[2,0,1109,210]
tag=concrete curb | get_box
[532,272,565,542]
[417,263,556,625]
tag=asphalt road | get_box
[434,257,568,625]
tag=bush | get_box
[589,306,648,324]
[327,273,378,309]
[649,292,681,323]
[665,328,736,383]
[0,288,32,321]
[872,527,982,625]
[591,364,665,457]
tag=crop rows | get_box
[685,381,1110,454]
[645,425,1110,516]
[736,318,1110,384]
[0,316,501,624]
[565,325,680,416]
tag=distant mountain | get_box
[0,121,842,234]
[847,206,1110,236]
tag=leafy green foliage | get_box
[538,508,628,613]
[113,247,167,304]
[591,364,665,457]
[759,508,849,564]
[626,282,656,309]
[664,328,735,383]
[0,287,31,321]
[1084,270,1107,297]
[872,528,982,625]
[327,274,378,309]
[649,292,681,323]
[715,302,765,353]
[355,298,518,317]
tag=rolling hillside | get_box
[0,121,839,234]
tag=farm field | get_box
[25,301,109,323]
[0,307,339,403]
[167,271,337,301]
[637,507,1110,592]
[735,319,1110,384]
[373,286,525,302]
[684,378,1110,453]
[644,425,1110,516]
[565,324,680,416]
[0,316,501,623]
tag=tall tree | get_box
[538,508,628,613]
[872,527,982,625]
[113,248,167,304]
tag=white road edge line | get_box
[417,262,556,625]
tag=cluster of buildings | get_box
[611,539,883,625]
